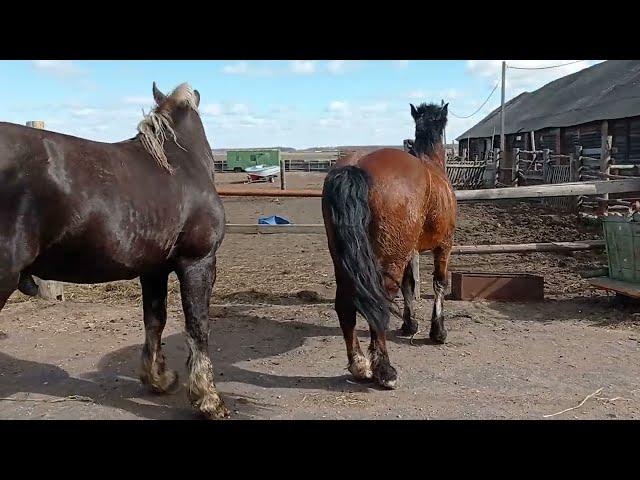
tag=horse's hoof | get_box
[373,360,398,390]
[141,369,180,394]
[429,327,448,344]
[348,355,372,380]
[197,396,231,420]
[399,321,418,337]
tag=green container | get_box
[602,214,640,283]
[226,149,281,172]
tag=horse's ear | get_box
[152,82,167,105]
[441,103,449,117]
[194,89,201,107]
[410,103,418,119]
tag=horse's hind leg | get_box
[430,245,452,344]
[176,253,229,419]
[139,271,179,394]
[400,255,419,336]
[335,278,371,380]
[368,266,401,389]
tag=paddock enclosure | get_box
[1,171,639,420]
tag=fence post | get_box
[542,149,550,183]
[279,157,286,190]
[513,148,520,186]
[25,121,65,302]
[494,148,501,187]
[574,145,584,213]
[598,121,611,215]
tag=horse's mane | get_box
[412,102,442,117]
[411,102,447,160]
[136,83,200,174]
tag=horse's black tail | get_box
[323,165,391,333]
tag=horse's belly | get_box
[29,231,177,283]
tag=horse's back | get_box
[351,147,456,253]
[0,122,222,283]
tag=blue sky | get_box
[0,60,602,149]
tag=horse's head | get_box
[409,102,448,159]
[410,102,448,137]
[137,82,213,174]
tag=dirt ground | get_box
[1,172,639,420]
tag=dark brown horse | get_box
[0,82,229,419]
[322,102,456,388]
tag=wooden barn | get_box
[456,60,640,185]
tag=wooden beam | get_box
[599,121,612,214]
[224,224,605,254]
[217,188,323,197]
[225,224,326,234]
[433,240,604,255]
[454,178,640,201]
[217,179,640,201]
[279,158,286,190]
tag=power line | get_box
[449,81,499,119]
[507,60,584,70]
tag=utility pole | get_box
[500,61,506,183]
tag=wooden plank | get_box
[217,188,323,197]
[600,122,612,214]
[217,179,640,201]
[582,147,602,156]
[455,178,640,201]
[224,224,605,254]
[588,276,640,298]
[431,240,604,255]
[279,158,286,190]
[225,224,325,234]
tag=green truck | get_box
[226,149,281,172]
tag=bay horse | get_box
[322,102,456,389]
[0,82,229,419]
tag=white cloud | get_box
[32,60,84,78]
[328,101,348,113]
[221,61,274,76]
[229,103,250,115]
[406,88,460,103]
[326,60,347,75]
[361,102,389,114]
[408,90,428,100]
[466,60,603,95]
[392,60,409,69]
[122,96,155,107]
[290,60,316,75]
[201,103,222,116]
[70,107,99,118]
[222,61,250,75]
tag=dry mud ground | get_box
[1,172,639,420]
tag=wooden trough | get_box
[450,272,544,302]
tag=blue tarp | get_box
[258,215,292,225]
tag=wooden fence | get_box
[446,158,487,189]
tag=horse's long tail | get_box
[323,165,390,333]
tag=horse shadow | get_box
[1,301,423,419]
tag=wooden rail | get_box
[224,223,605,254]
[217,179,640,201]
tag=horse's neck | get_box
[414,141,446,169]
